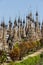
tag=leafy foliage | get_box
[9,47,20,61]
[0,50,7,63]
[9,40,41,61]
[40,39,43,47]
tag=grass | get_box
[8,55,41,65]
[0,52,43,65]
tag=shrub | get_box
[14,42,19,48]
[19,42,33,58]
[36,41,41,48]
[40,52,43,58]
[0,50,7,63]
[31,41,37,47]
[9,41,41,61]
[0,50,3,56]
[9,47,20,61]
[9,41,34,61]
[40,39,43,46]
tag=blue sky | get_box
[0,0,43,24]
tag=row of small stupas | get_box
[0,11,43,50]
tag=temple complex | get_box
[0,11,43,50]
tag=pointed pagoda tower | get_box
[13,18,18,41]
[26,11,35,41]
[41,21,43,39]
[22,19,26,37]
[0,18,7,50]
[35,11,41,40]
[8,18,12,36]
[17,16,22,40]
